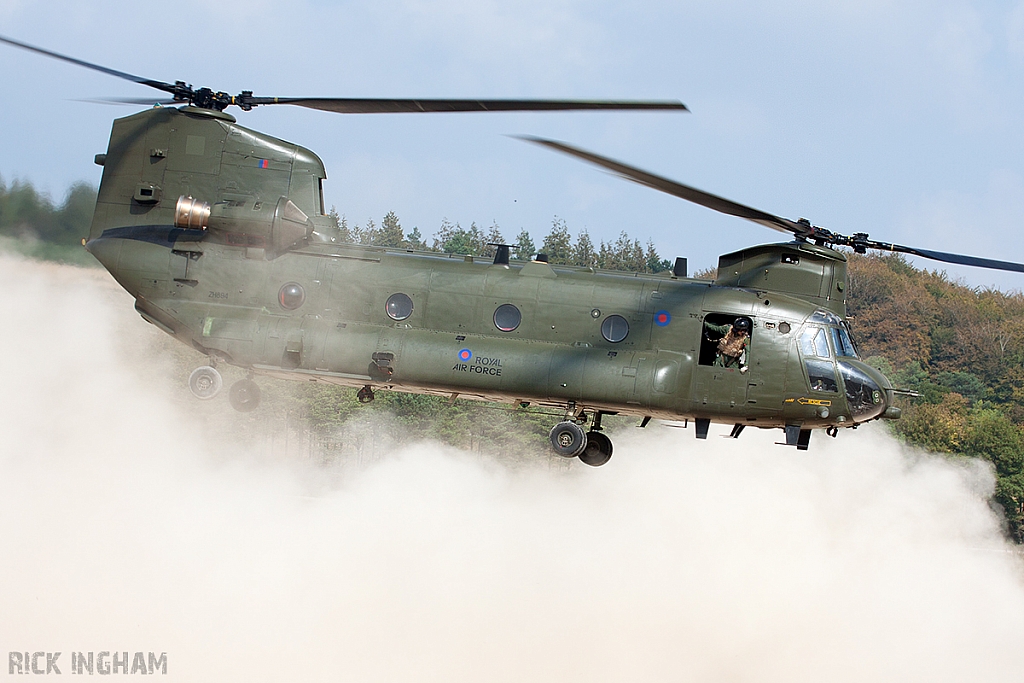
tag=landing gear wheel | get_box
[549,421,587,458]
[228,378,261,412]
[579,431,613,467]
[188,366,222,400]
[357,385,375,404]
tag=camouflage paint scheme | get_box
[86,106,895,443]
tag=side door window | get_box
[799,326,838,392]
[698,313,753,367]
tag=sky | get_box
[2,0,1024,289]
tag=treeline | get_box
[0,176,678,274]
[0,177,97,264]
[847,253,1024,542]
[331,209,674,273]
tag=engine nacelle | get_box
[173,194,313,257]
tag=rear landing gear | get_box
[548,410,615,466]
[549,421,587,458]
[356,385,376,404]
[188,366,223,400]
[580,431,613,467]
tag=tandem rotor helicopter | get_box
[5,35,1024,466]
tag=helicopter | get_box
[4,35,1024,467]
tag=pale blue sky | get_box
[2,0,1024,289]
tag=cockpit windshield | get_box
[807,309,842,326]
[830,325,858,358]
[799,327,831,358]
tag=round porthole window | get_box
[601,315,629,343]
[386,293,414,321]
[278,282,305,310]
[493,303,522,332]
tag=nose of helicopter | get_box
[837,360,892,423]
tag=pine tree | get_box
[541,217,573,264]
[645,239,671,273]
[405,226,428,250]
[378,211,405,248]
[573,230,596,268]
[434,219,485,255]
[357,218,377,245]
[514,229,536,261]
[481,221,505,259]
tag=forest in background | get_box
[2,177,1022,541]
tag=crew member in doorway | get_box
[705,317,751,372]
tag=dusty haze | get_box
[1,254,1023,682]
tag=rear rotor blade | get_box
[518,136,816,238]
[252,97,688,114]
[0,34,179,96]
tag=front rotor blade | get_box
[0,35,178,96]
[76,97,178,106]
[519,136,813,238]
[888,244,1024,274]
[253,97,688,114]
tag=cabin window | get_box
[601,315,629,343]
[493,304,522,332]
[386,293,414,321]
[278,283,305,310]
[317,177,326,216]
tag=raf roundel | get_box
[654,310,671,327]
[458,348,473,362]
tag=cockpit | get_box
[798,309,886,421]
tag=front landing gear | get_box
[228,378,261,412]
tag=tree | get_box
[0,178,98,264]
[645,240,672,273]
[434,219,485,255]
[598,232,646,272]
[573,230,596,268]
[405,226,428,251]
[377,211,405,248]
[541,217,573,264]
[514,229,536,260]
[329,208,353,243]
[481,222,505,260]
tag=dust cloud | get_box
[1,253,1023,682]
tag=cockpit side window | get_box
[806,360,839,392]
[799,325,838,392]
